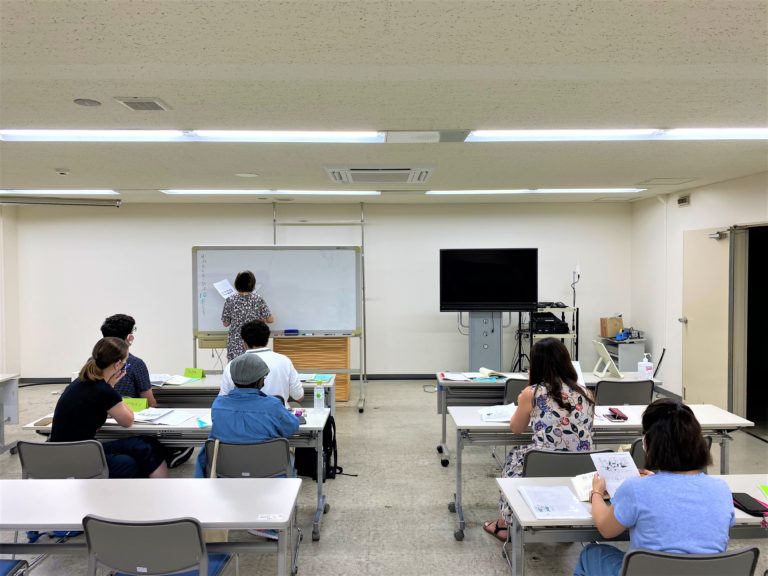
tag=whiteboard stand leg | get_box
[193,337,197,368]
[357,377,366,413]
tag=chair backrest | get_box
[16,440,108,479]
[503,379,528,405]
[83,515,207,576]
[595,380,654,405]
[522,449,612,477]
[630,435,713,471]
[620,546,760,576]
[204,438,292,478]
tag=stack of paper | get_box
[518,485,591,519]
[134,408,195,426]
[163,375,200,385]
[590,452,640,497]
[478,403,516,422]
[301,374,333,383]
[149,373,172,386]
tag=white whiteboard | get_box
[193,246,362,335]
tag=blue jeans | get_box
[574,544,625,576]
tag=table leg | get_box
[436,384,450,466]
[450,427,465,540]
[312,430,329,541]
[328,384,336,418]
[720,433,730,474]
[0,399,16,455]
[508,516,524,576]
[278,526,288,576]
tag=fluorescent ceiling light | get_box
[194,131,384,143]
[0,130,384,143]
[426,188,645,195]
[161,189,381,196]
[466,128,768,142]
[466,130,659,142]
[660,128,768,140]
[0,189,119,195]
[0,130,187,142]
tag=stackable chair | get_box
[521,449,612,477]
[14,440,109,569]
[204,438,300,575]
[594,380,654,405]
[503,379,528,405]
[83,515,232,576]
[620,546,760,576]
[0,560,29,576]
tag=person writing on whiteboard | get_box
[574,399,734,576]
[483,338,595,542]
[221,270,274,361]
[50,337,168,479]
[219,320,304,406]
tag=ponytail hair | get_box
[642,398,712,471]
[78,337,128,381]
[528,337,594,411]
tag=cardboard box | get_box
[600,317,624,338]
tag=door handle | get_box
[678,317,688,324]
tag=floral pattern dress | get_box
[499,382,594,516]
[221,293,272,361]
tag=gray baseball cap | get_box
[229,353,270,385]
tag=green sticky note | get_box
[123,397,148,412]
[760,485,768,499]
[184,367,205,378]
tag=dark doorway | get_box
[746,226,768,442]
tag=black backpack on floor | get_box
[294,415,342,482]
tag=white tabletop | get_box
[154,373,335,391]
[497,474,768,528]
[0,478,301,531]
[448,404,754,431]
[438,371,661,386]
[0,373,19,383]
[25,407,331,434]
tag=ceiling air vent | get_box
[114,97,172,111]
[325,166,433,184]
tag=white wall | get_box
[5,201,634,378]
[631,171,768,395]
[0,206,20,374]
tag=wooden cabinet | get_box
[273,337,350,401]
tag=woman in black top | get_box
[50,337,168,478]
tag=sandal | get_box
[482,519,508,542]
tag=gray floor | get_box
[1,380,767,575]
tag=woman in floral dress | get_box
[222,270,274,361]
[483,337,595,541]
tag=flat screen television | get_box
[439,248,538,311]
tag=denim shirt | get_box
[195,387,300,477]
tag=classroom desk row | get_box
[499,474,768,576]
[447,404,754,541]
[25,407,332,542]
[152,373,336,416]
[0,478,300,576]
[434,371,663,466]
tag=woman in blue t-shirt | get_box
[575,398,735,576]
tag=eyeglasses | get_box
[131,326,137,333]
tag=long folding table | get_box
[447,403,754,540]
[0,477,302,576]
[25,406,331,542]
[497,473,768,576]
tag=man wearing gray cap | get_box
[195,353,300,477]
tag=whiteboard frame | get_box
[192,245,363,337]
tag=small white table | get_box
[0,477,301,576]
[151,373,337,416]
[447,404,754,540]
[25,407,332,542]
[497,474,768,576]
[434,371,662,466]
[0,373,20,454]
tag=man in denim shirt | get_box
[195,353,300,477]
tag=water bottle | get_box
[313,384,325,410]
[638,353,653,379]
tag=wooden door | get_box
[681,228,729,407]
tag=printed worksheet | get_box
[590,451,640,497]
[213,279,236,299]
